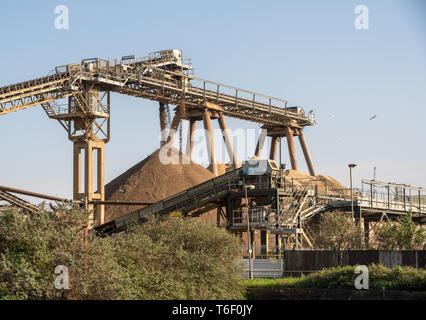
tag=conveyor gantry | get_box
[0,50,317,227]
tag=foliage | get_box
[311,211,363,250]
[0,207,244,300]
[375,211,426,250]
[242,264,426,291]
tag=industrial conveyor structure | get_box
[0,49,318,227]
[95,159,426,251]
[95,160,332,250]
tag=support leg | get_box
[203,110,218,176]
[73,139,105,227]
[285,127,298,171]
[159,102,167,147]
[165,110,181,155]
[218,112,239,169]
[186,119,196,161]
[269,137,278,160]
[298,131,316,176]
[254,129,267,159]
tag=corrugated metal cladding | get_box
[283,250,426,272]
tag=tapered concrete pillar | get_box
[269,137,278,160]
[159,102,167,147]
[285,127,298,171]
[254,129,267,159]
[73,139,105,227]
[298,131,316,176]
[218,112,239,169]
[203,110,218,176]
[186,119,196,161]
[166,110,181,147]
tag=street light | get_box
[244,184,256,280]
[348,164,357,218]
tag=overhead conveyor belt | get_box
[95,168,245,235]
[0,56,315,128]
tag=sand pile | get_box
[105,148,215,222]
[105,149,347,223]
[210,162,241,176]
[285,170,347,195]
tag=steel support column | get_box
[73,139,105,227]
[254,129,267,159]
[218,112,239,169]
[186,119,196,161]
[203,110,218,176]
[285,127,298,171]
[166,110,181,149]
[298,130,316,176]
[159,102,167,147]
[269,137,278,160]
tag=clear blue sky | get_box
[0,0,425,200]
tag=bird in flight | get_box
[369,114,377,120]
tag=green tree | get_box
[375,211,426,250]
[311,211,363,250]
[0,207,244,300]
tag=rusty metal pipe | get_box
[0,185,76,203]
[89,200,152,206]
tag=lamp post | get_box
[348,163,357,218]
[244,184,256,280]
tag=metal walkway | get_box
[0,56,314,127]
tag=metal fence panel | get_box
[379,251,402,268]
[238,259,283,279]
[282,250,425,273]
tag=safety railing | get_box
[0,72,69,99]
[53,57,315,125]
[232,208,277,226]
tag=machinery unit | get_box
[241,159,280,176]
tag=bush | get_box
[311,211,363,250]
[375,211,426,250]
[242,264,426,291]
[0,207,244,300]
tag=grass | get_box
[242,265,426,291]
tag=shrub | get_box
[242,264,426,291]
[0,207,244,300]
[311,211,363,250]
[375,211,426,250]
